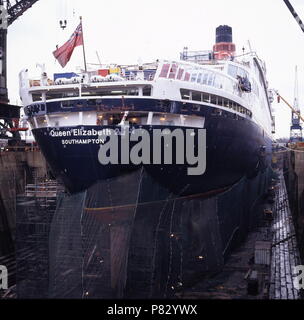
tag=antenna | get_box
[96,51,102,66]
[247,40,253,53]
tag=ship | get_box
[18,25,275,298]
[19,25,274,195]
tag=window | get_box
[217,97,224,106]
[197,73,202,83]
[168,63,178,79]
[214,75,223,89]
[202,73,208,84]
[228,64,238,78]
[143,86,152,96]
[62,92,79,98]
[159,63,170,78]
[179,88,252,117]
[177,68,184,80]
[46,92,66,100]
[192,91,201,101]
[184,72,190,81]
[82,88,139,96]
[202,93,210,103]
[32,93,42,102]
[191,73,197,82]
[180,89,190,100]
[210,95,217,105]
[127,88,139,96]
[207,73,215,86]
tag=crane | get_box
[0,0,38,139]
[290,66,302,142]
[283,0,304,34]
[282,0,304,142]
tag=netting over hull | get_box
[45,167,273,298]
[16,166,273,298]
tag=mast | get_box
[80,16,87,72]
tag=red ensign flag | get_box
[53,23,83,68]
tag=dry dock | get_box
[1,146,304,299]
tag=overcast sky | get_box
[7,0,304,138]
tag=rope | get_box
[84,186,229,212]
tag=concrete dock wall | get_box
[0,150,47,256]
[282,147,304,266]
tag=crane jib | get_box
[283,0,304,33]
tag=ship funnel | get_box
[213,25,235,60]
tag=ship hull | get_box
[32,108,272,195]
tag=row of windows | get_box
[32,86,152,102]
[180,89,252,117]
[159,63,227,90]
[159,63,262,101]
[190,71,228,90]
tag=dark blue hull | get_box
[32,108,272,195]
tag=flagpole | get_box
[80,16,87,72]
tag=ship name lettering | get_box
[50,130,71,137]
[72,128,110,136]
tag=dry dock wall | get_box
[283,148,304,265]
[0,150,47,256]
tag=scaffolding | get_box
[16,180,62,298]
